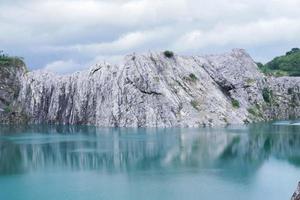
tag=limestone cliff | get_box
[0,57,28,124]
[1,49,299,127]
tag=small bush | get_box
[223,117,228,124]
[3,105,12,113]
[189,73,198,82]
[0,50,24,67]
[190,100,199,110]
[288,88,293,95]
[247,105,263,118]
[163,50,174,58]
[246,78,255,85]
[247,108,256,116]
[231,99,240,108]
[262,88,272,103]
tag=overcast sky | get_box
[1,0,300,74]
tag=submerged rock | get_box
[1,49,300,127]
[292,182,300,200]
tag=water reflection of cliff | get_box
[0,123,300,175]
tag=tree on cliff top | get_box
[259,48,300,77]
[0,50,24,67]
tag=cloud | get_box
[43,55,127,75]
[173,18,300,52]
[47,27,174,55]
[43,60,84,74]
[1,0,300,73]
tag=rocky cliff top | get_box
[1,49,299,127]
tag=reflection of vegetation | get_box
[219,137,241,159]
[0,141,24,174]
[0,123,300,178]
[263,137,272,152]
[288,156,300,167]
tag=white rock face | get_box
[16,49,300,127]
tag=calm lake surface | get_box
[0,121,299,200]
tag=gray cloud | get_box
[1,0,300,74]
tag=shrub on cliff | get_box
[189,73,198,81]
[231,99,240,108]
[0,50,24,67]
[163,51,174,58]
[262,88,272,103]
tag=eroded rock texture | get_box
[1,49,300,127]
[0,58,28,123]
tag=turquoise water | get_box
[0,122,300,200]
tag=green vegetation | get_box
[257,48,300,76]
[262,88,273,103]
[163,50,174,58]
[153,76,160,82]
[223,117,228,124]
[231,99,240,108]
[190,100,199,110]
[3,105,12,114]
[0,50,24,66]
[256,62,264,69]
[247,106,263,118]
[245,78,255,85]
[246,103,264,119]
[183,73,198,83]
[247,108,256,116]
[189,73,198,82]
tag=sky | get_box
[1,0,300,74]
